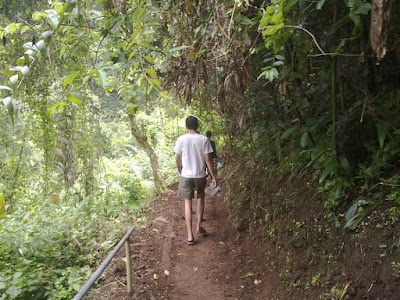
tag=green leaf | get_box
[1,97,14,125]
[13,272,23,281]
[6,286,22,297]
[300,132,308,148]
[281,127,296,140]
[348,12,362,35]
[60,44,68,58]
[1,97,12,107]
[260,11,272,28]
[235,14,253,25]
[339,154,350,172]
[316,0,326,10]
[21,25,30,35]
[271,12,283,25]
[142,55,154,64]
[150,78,161,89]
[42,31,52,44]
[145,68,157,79]
[345,203,377,230]
[68,96,81,104]
[169,45,189,53]
[159,91,168,99]
[273,61,284,67]
[17,56,25,66]
[10,66,30,77]
[6,23,21,34]
[345,202,358,223]
[377,122,389,149]
[0,192,5,219]
[63,73,79,89]
[32,11,47,21]
[45,9,59,29]
[36,40,46,52]
[49,103,59,116]
[354,3,372,15]
[319,164,337,183]
[262,23,284,36]
[97,69,107,88]
[273,38,282,53]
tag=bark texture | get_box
[370,0,394,60]
[128,113,166,195]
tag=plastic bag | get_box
[209,183,220,196]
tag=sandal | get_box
[196,227,207,234]
[184,237,195,245]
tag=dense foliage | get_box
[1,0,399,298]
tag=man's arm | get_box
[176,153,182,175]
[205,153,218,188]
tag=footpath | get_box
[89,181,284,300]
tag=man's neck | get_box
[187,129,198,134]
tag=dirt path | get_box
[90,182,284,300]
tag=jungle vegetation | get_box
[0,0,399,298]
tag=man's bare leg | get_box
[185,199,194,241]
[196,195,205,232]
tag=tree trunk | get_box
[128,113,166,195]
[370,0,394,60]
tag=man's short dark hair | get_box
[206,131,212,138]
[186,116,199,130]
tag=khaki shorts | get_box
[177,177,207,199]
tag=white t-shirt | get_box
[174,133,213,178]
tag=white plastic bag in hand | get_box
[210,183,220,196]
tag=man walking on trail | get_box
[175,116,217,245]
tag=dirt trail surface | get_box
[89,182,284,300]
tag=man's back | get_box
[174,133,211,178]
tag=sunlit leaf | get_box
[150,78,161,89]
[68,96,82,105]
[21,25,30,35]
[17,56,25,66]
[1,97,14,125]
[10,75,19,86]
[63,73,79,89]
[271,12,283,25]
[49,102,59,116]
[0,86,13,92]
[6,23,21,34]
[143,55,154,64]
[145,68,157,79]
